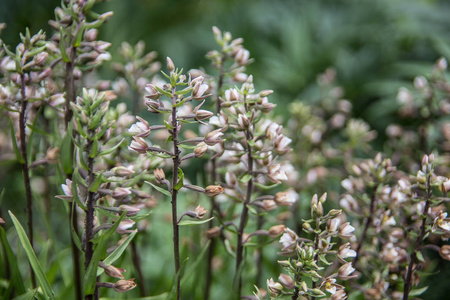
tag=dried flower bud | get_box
[268,225,286,237]
[206,226,222,238]
[113,278,137,293]
[204,185,224,197]
[153,168,165,184]
[166,57,175,72]
[440,245,450,260]
[262,200,276,211]
[194,204,207,219]
[103,264,125,279]
[274,189,297,206]
[46,147,59,163]
[194,142,208,158]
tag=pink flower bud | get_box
[204,129,225,146]
[166,57,175,72]
[204,185,224,197]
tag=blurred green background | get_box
[2,0,450,298]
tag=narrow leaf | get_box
[174,168,184,191]
[9,118,24,164]
[60,128,73,175]
[0,227,26,295]
[145,181,171,197]
[97,139,124,156]
[97,230,137,276]
[178,217,214,226]
[8,211,57,300]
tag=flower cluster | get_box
[266,193,356,299]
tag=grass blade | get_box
[8,211,56,300]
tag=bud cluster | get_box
[268,193,356,299]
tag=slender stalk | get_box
[84,139,95,300]
[65,44,83,300]
[403,175,432,300]
[352,185,378,267]
[204,52,226,300]
[311,217,320,300]
[235,99,253,297]
[19,73,36,288]
[131,240,146,296]
[255,214,264,286]
[171,87,181,300]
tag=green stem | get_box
[171,86,181,300]
[19,73,36,288]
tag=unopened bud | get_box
[204,129,225,146]
[118,205,140,216]
[33,52,48,66]
[259,90,273,97]
[206,226,222,238]
[113,278,136,293]
[194,204,207,219]
[166,57,175,72]
[195,109,213,120]
[440,245,450,260]
[103,264,125,279]
[278,273,294,289]
[153,168,165,184]
[204,185,224,197]
[192,142,207,158]
[268,225,286,237]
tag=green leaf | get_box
[145,181,171,197]
[174,168,184,191]
[97,230,137,276]
[84,212,126,295]
[0,227,26,297]
[12,290,38,300]
[59,28,70,63]
[88,171,104,192]
[416,250,425,263]
[253,182,281,190]
[97,138,124,156]
[409,286,428,297]
[178,217,214,226]
[70,201,82,251]
[180,240,211,287]
[8,211,57,300]
[60,128,73,175]
[318,254,332,266]
[72,20,85,47]
[239,174,252,183]
[9,118,24,164]
[164,120,174,130]
[224,239,236,258]
[72,169,87,211]
[89,138,99,158]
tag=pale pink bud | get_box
[166,57,175,72]
[267,278,283,297]
[338,262,355,279]
[204,129,225,146]
[113,187,131,200]
[268,225,286,237]
[440,245,450,260]
[278,273,294,289]
[119,205,140,216]
[194,142,208,158]
[128,137,149,153]
[339,222,355,238]
[274,189,297,206]
[33,52,48,66]
[145,84,160,100]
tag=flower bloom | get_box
[338,262,356,280]
[128,137,149,153]
[128,117,150,137]
[339,222,355,239]
[204,129,225,146]
[274,189,298,206]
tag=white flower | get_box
[339,222,355,238]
